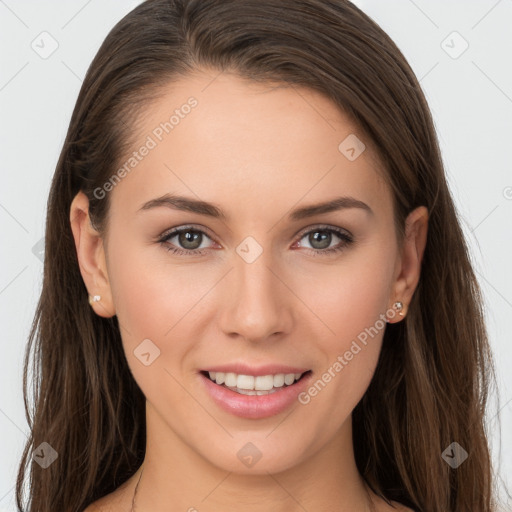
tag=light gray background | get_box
[1,1,511,510]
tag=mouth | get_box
[199,370,312,396]
[199,368,314,419]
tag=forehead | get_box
[109,70,392,222]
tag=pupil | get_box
[311,231,330,249]
[180,230,201,249]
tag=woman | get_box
[16,0,499,511]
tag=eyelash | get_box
[157,224,354,257]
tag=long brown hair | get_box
[16,1,501,510]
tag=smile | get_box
[204,371,307,395]
[199,370,313,419]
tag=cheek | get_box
[105,245,198,403]
[297,247,394,350]
[293,248,394,415]
[105,240,176,364]
[106,240,218,377]
[107,238,200,335]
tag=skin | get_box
[72,69,427,512]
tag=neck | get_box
[130,401,374,512]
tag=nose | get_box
[218,244,294,344]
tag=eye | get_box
[158,225,215,256]
[157,224,354,257]
[293,225,354,256]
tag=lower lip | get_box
[199,372,313,419]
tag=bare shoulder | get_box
[82,483,133,512]
[83,484,415,512]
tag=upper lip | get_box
[201,363,311,377]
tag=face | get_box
[91,70,412,475]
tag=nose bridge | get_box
[219,236,291,341]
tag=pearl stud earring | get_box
[88,294,101,306]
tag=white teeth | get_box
[273,373,285,387]
[237,374,255,389]
[206,371,305,390]
[255,375,274,390]
[233,387,279,396]
[225,372,238,387]
[284,374,295,385]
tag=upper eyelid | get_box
[296,224,351,237]
[158,223,352,245]
[159,223,216,241]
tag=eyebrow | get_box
[138,193,373,221]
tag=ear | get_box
[69,191,116,318]
[387,206,428,323]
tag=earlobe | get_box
[69,191,116,318]
[387,206,429,323]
